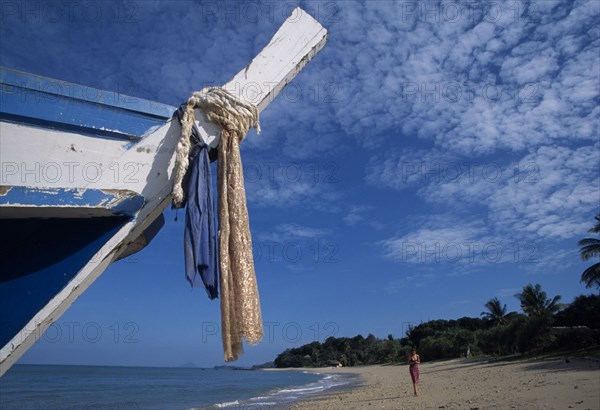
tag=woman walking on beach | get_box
[409,348,420,396]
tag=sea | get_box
[0,364,356,410]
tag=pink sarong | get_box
[409,363,420,384]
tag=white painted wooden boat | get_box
[0,7,327,376]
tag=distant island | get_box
[211,362,275,371]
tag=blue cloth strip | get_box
[174,106,219,299]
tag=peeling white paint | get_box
[74,188,86,199]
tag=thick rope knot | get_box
[172,87,260,208]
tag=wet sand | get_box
[284,356,600,409]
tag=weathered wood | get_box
[200,6,328,148]
[224,7,328,112]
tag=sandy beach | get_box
[284,356,600,410]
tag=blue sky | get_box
[1,0,598,368]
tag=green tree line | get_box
[274,290,599,368]
[274,216,600,368]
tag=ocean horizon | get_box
[0,364,355,409]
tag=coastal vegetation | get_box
[274,215,600,368]
[274,289,599,368]
[578,215,600,289]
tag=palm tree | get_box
[515,284,562,317]
[578,214,600,289]
[481,297,508,325]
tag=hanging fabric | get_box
[173,106,218,300]
[172,88,263,361]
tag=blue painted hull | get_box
[0,67,174,140]
[0,67,178,373]
[0,216,129,347]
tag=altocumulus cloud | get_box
[251,0,598,258]
[2,0,597,255]
[311,0,599,151]
[328,0,600,258]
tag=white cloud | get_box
[377,211,590,271]
[366,148,466,190]
[369,142,599,246]
[380,222,489,265]
[243,159,343,211]
[257,223,330,243]
[343,205,369,226]
[291,0,600,158]
[386,273,435,293]
[487,144,600,240]
[342,205,384,229]
[496,288,521,298]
